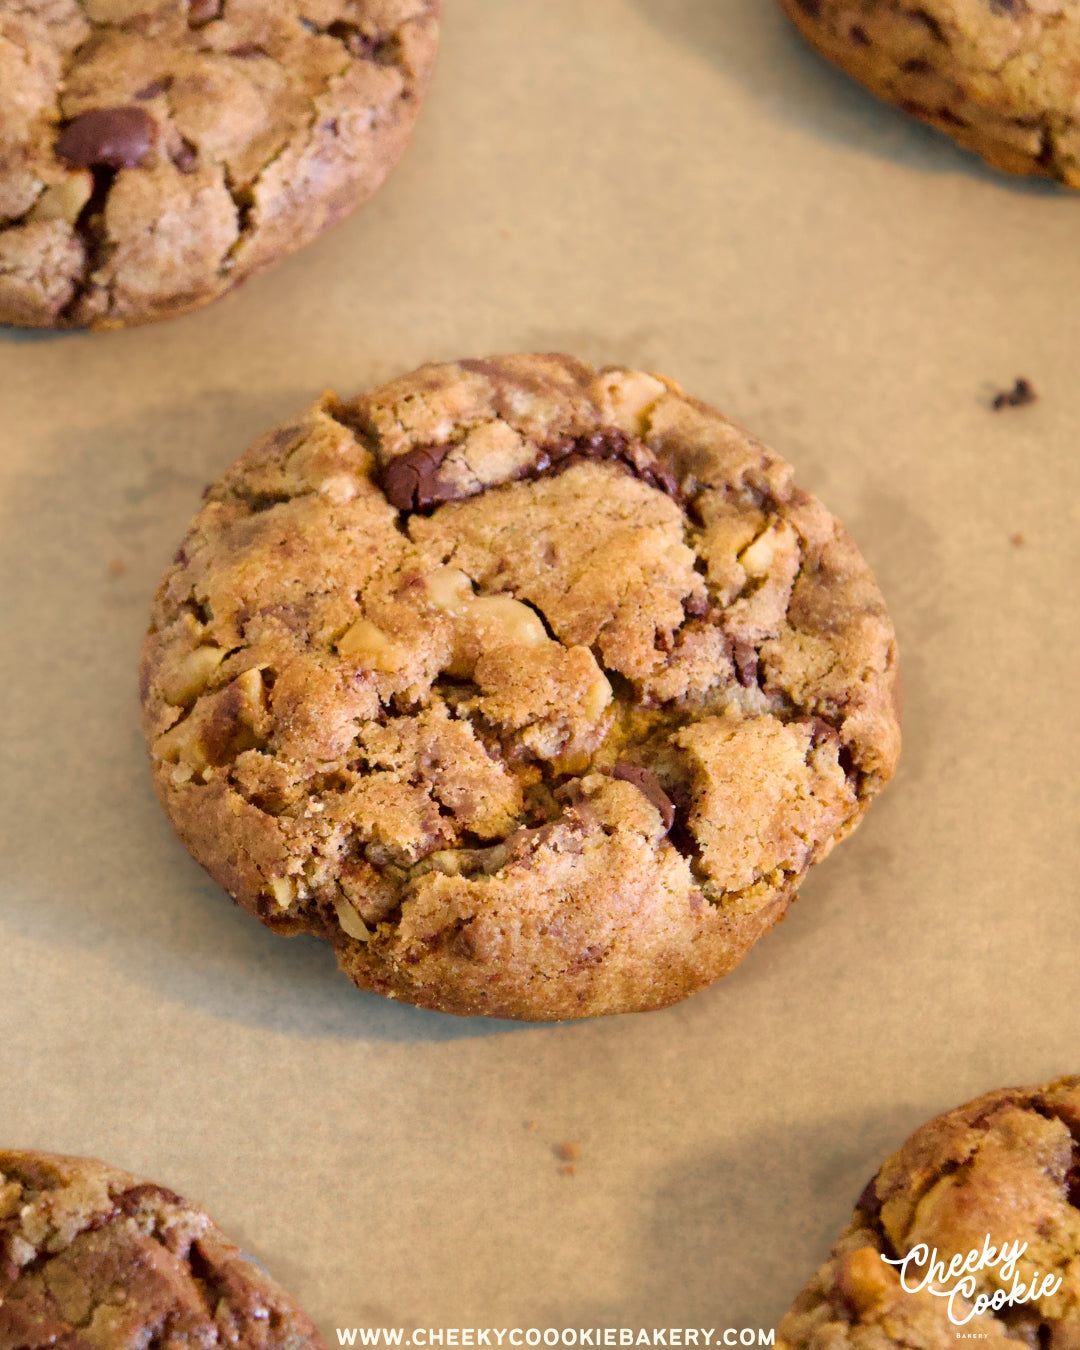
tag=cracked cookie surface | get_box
[778,1076,1080,1346]
[0,0,438,329]
[139,354,901,1021]
[0,1149,324,1350]
[780,0,1080,186]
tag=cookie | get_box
[0,1149,324,1350]
[779,0,1080,187]
[139,354,901,1021]
[779,1076,1080,1346]
[0,0,439,329]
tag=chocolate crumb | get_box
[992,377,1037,410]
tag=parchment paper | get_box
[4,0,1080,1330]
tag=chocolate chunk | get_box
[378,445,454,511]
[56,107,156,169]
[991,377,1037,410]
[795,0,821,14]
[612,763,676,832]
[378,426,681,516]
[535,429,681,500]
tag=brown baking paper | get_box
[3,0,1080,1332]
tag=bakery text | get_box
[881,1236,1062,1323]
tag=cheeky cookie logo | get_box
[880,1237,1062,1324]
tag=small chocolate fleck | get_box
[795,0,821,14]
[731,638,758,689]
[850,24,871,45]
[910,7,946,41]
[228,43,267,58]
[188,0,221,23]
[612,763,676,833]
[56,106,156,169]
[172,138,198,173]
[992,377,1037,411]
[135,77,172,100]
[856,1174,883,1223]
[898,98,932,119]
[795,715,836,749]
[326,19,376,57]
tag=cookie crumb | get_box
[108,556,126,576]
[555,1142,580,1162]
[991,378,1036,411]
[559,1164,577,1178]
[525,1121,536,1131]
[1010,533,1025,547]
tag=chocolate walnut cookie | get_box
[779,1077,1080,1346]
[140,355,901,1020]
[780,0,1080,187]
[0,0,439,329]
[0,1150,324,1350]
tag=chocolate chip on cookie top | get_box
[0,1150,325,1350]
[780,0,1080,187]
[779,1076,1080,1344]
[0,0,439,330]
[140,354,901,1021]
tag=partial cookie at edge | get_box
[0,1148,326,1350]
[778,1076,1080,1345]
[0,0,439,329]
[779,0,1080,186]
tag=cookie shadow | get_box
[629,0,1068,195]
[0,326,79,343]
[534,1105,929,1326]
[0,390,541,1044]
